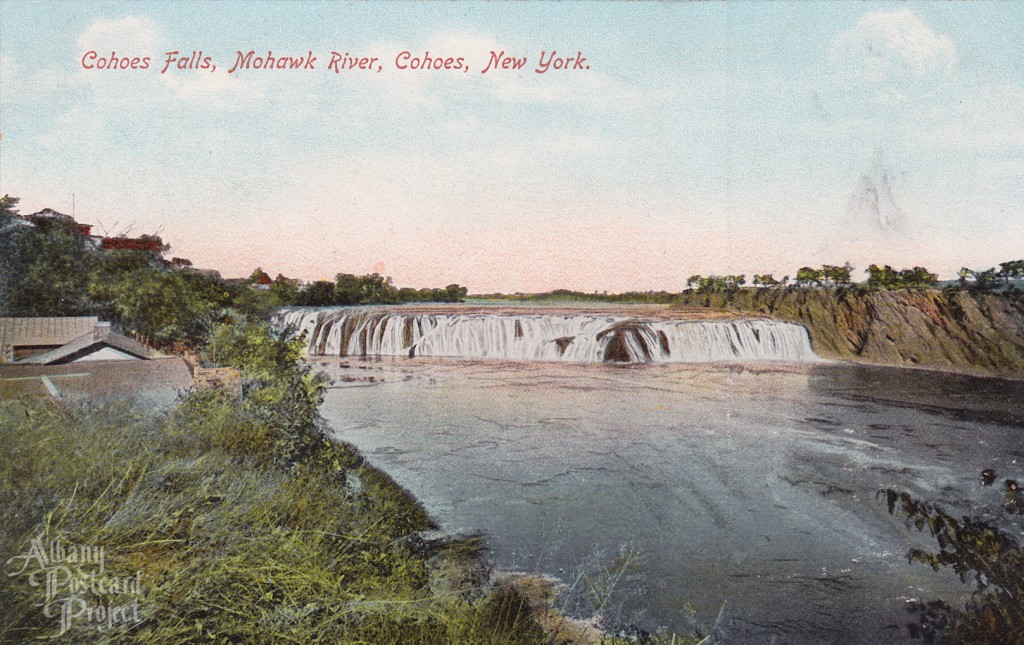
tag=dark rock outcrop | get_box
[674,288,1024,378]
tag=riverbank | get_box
[0,394,555,643]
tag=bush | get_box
[881,489,1024,643]
[202,317,329,467]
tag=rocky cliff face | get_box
[675,288,1024,378]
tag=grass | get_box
[0,395,546,643]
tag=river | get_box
[281,307,1024,643]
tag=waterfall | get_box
[274,307,819,364]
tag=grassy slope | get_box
[0,394,546,644]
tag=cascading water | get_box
[274,307,819,364]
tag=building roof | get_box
[26,208,75,223]
[100,236,164,252]
[20,323,157,365]
[0,317,99,348]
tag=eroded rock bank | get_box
[674,288,1024,378]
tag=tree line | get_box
[294,273,467,307]
[685,260,1023,294]
[958,260,1024,291]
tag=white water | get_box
[275,307,819,364]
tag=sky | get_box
[1,1,1022,293]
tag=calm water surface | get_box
[316,358,1024,644]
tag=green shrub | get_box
[881,489,1024,643]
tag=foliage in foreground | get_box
[881,489,1024,644]
[0,318,547,643]
[0,398,550,644]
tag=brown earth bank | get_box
[673,287,1024,379]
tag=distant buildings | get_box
[22,207,95,236]
[255,272,273,290]
[15,207,167,255]
[11,206,300,288]
[0,208,214,406]
[99,236,166,253]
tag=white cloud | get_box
[427,31,504,62]
[485,67,651,108]
[77,16,162,54]
[830,10,954,100]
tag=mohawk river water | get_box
[278,305,1024,644]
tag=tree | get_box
[358,273,397,304]
[304,273,466,305]
[89,261,229,349]
[297,280,335,306]
[725,274,745,290]
[269,275,300,304]
[685,274,745,294]
[841,262,854,285]
[963,268,997,291]
[820,263,853,285]
[333,273,362,305]
[0,194,19,220]
[443,284,468,302]
[997,260,1024,288]
[865,264,897,289]
[882,489,1024,643]
[795,267,821,287]
[0,195,23,313]
[958,267,972,288]
[1,214,98,316]
[866,264,937,289]
[899,266,938,288]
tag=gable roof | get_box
[0,317,99,348]
[20,324,157,365]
